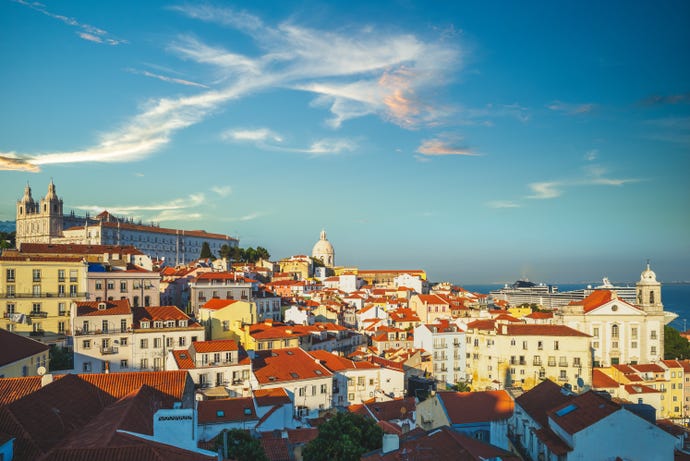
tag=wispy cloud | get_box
[221,128,283,143]
[584,149,598,161]
[487,200,521,209]
[643,116,690,145]
[126,68,209,88]
[1,5,458,171]
[211,185,232,197]
[547,101,596,115]
[638,92,690,107]
[526,181,563,199]
[416,136,479,156]
[13,0,127,45]
[73,194,205,221]
[221,211,266,222]
[0,152,40,172]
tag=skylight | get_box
[315,370,322,375]
[216,410,224,417]
[290,372,299,378]
[555,404,577,417]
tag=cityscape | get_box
[1,1,689,461]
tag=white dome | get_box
[639,262,657,284]
[311,229,335,266]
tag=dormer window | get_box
[141,321,150,329]
[154,321,163,328]
[178,320,187,327]
[165,320,176,328]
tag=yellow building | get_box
[278,255,312,281]
[465,320,592,392]
[662,360,685,420]
[197,298,258,341]
[0,329,50,377]
[507,306,532,319]
[1,255,88,343]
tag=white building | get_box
[131,305,204,371]
[167,339,252,396]
[309,349,405,407]
[250,347,334,419]
[414,319,466,386]
[557,263,674,367]
[311,230,335,268]
[510,379,676,461]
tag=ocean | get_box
[463,283,690,332]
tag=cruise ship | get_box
[489,277,637,309]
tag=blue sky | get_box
[1,0,689,284]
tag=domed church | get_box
[311,229,335,268]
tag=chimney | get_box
[41,373,53,387]
[382,434,399,454]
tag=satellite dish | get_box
[37,366,47,376]
[577,377,584,388]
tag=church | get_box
[557,263,676,366]
[15,181,238,265]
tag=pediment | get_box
[586,299,643,316]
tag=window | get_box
[120,359,128,368]
[651,346,657,355]
[154,321,163,329]
[120,319,127,332]
[651,330,658,340]
[58,321,65,334]
[58,269,65,282]
[321,384,328,394]
[83,362,92,372]
[82,320,89,332]
[153,338,162,348]
[140,339,148,349]
[358,376,365,387]
[140,358,148,369]
[179,337,186,347]
[120,337,128,346]
[522,341,528,350]
[32,303,41,314]
[58,302,66,316]
[165,320,175,328]
[32,285,41,296]
[166,337,174,347]
[631,327,638,340]
[311,385,317,396]
[554,341,560,350]
[107,282,114,290]
[6,285,15,297]
[144,296,151,307]
[102,320,109,333]
[537,341,543,350]
[510,339,516,346]
[141,321,150,329]
[95,281,103,290]
[6,303,15,314]
[120,281,127,292]
[83,340,91,349]
[593,327,599,337]
[70,269,78,282]
[298,387,305,397]
[6,269,15,282]
[560,370,567,380]
[32,269,41,282]
[612,324,619,338]
[631,341,638,349]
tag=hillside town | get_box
[0,181,686,460]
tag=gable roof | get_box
[192,340,239,353]
[75,299,132,317]
[0,329,50,367]
[253,388,292,407]
[515,380,574,427]
[547,391,620,435]
[437,390,514,424]
[309,350,379,372]
[197,397,257,424]
[252,348,332,384]
[348,397,416,423]
[200,298,240,310]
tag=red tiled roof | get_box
[592,369,620,389]
[415,294,448,305]
[309,350,378,372]
[505,324,590,337]
[200,298,240,310]
[0,375,44,405]
[624,383,660,394]
[547,391,620,435]
[192,339,238,353]
[171,350,194,369]
[0,329,50,367]
[0,255,84,263]
[515,380,574,427]
[197,397,256,424]
[132,305,195,325]
[631,363,665,373]
[525,311,554,319]
[98,220,237,242]
[466,319,496,331]
[75,299,132,317]
[260,436,291,461]
[252,348,332,384]
[253,388,292,407]
[438,390,514,424]
[78,370,191,401]
[15,243,145,256]
[348,397,416,422]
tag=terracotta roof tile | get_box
[438,390,514,424]
[253,388,292,407]
[592,369,620,389]
[309,350,378,372]
[515,380,573,427]
[75,299,132,317]
[200,298,240,310]
[252,348,332,384]
[505,324,590,337]
[192,339,238,353]
[197,397,256,424]
[547,391,620,435]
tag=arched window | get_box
[612,324,619,338]
[649,291,655,304]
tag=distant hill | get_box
[0,221,16,233]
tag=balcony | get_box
[101,346,119,355]
[73,328,131,336]
[29,311,49,318]
[0,292,87,299]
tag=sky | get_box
[0,0,689,284]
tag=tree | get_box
[449,381,471,392]
[49,345,73,371]
[302,411,383,461]
[664,325,690,359]
[214,429,267,461]
[199,241,214,259]
[255,246,270,261]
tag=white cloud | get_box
[211,185,232,197]
[547,101,596,115]
[527,182,563,199]
[1,5,459,170]
[487,200,521,209]
[127,68,209,88]
[416,137,479,156]
[74,193,205,216]
[585,149,598,161]
[222,128,283,143]
[14,0,127,45]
